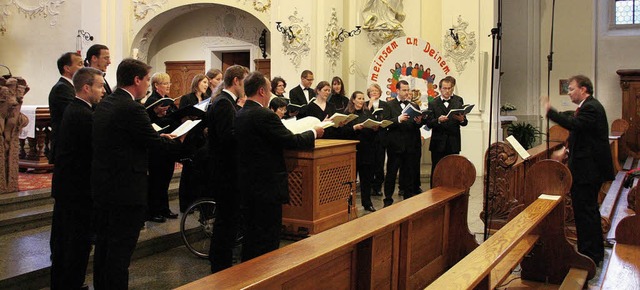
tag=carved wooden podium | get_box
[283,139,358,235]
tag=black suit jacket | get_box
[51,98,93,204]
[207,90,241,195]
[235,101,315,204]
[425,95,468,153]
[383,99,423,154]
[103,77,112,97]
[48,77,75,163]
[91,88,181,207]
[547,96,614,184]
[365,99,391,145]
[289,85,315,106]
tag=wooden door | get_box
[165,60,205,106]
[618,69,640,152]
[222,52,250,71]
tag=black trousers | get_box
[147,152,175,216]
[50,201,93,290]
[241,201,281,262]
[384,150,419,206]
[571,182,605,264]
[371,141,386,192]
[430,150,458,188]
[209,186,241,273]
[93,205,145,290]
[357,161,374,208]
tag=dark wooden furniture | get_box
[617,69,640,153]
[254,59,271,80]
[177,155,478,289]
[18,106,52,172]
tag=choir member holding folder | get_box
[343,91,379,212]
[144,73,180,223]
[297,81,345,138]
[176,74,211,212]
[365,83,390,197]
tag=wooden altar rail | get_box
[178,155,477,290]
[18,107,52,172]
[481,125,569,231]
[428,160,596,289]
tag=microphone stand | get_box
[483,0,504,242]
[343,180,357,221]
[546,0,557,158]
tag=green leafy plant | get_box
[500,103,517,113]
[507,122,542,149]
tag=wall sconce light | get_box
[275,21,295,40]
[76,29,94,53]
[259,29,267,59]
[335,25,361,42]
[449,28,460,47]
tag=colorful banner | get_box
[368,37,451,106]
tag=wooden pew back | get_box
[482,125,569,231]
[178,155,477,290]
[429,160,595,289]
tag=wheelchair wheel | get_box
[180,199,216,258]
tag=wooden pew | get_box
[482,125,569,231]
[601,185,640,290]
[428,160,595,289]
[178,155,478,289]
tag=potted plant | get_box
[500,103,517,115]
[507,122,542,149]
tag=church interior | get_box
[1,0,640,289]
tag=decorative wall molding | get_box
[0,0,64,34]
[324,8,341,72]
[349,60,367,79]
[133,0,167,21]
[236,0,271,13]
[280,9,309,69]
[443,15,477,73]
[361,0,405,47]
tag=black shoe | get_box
[163,210,179,219]
[398,190,404,196]
[371,189,383,196]
[416,187,424,193]
[148,215,166,223]
[364,205,377,212]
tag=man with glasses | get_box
[425,76,468,188]
[288,70,316,115]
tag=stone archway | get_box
[131,1,270,67]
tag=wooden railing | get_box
[178,155,477,289]
[18,106,52,172]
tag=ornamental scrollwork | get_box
[133,0,167,21]
[0,0,65,34]
[443,15,477,73]
[280,9,309,69]
[324,8,340,72]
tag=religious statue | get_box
[0,76,29,193]
[362,0,406,45]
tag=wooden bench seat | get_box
[427,160,595,289]
[178,155,478,289]
[600,171,628,235]
[622,156,634,171]
[605,163,640,243]
[601,191,640,290]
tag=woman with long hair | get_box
[179,74,209,109]
[329,76,349,111]
[297,81,343,138]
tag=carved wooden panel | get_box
[165,60,205,106]
[617,69,640,152]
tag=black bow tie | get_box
[443,99,450,104]
[304,87,312,91]
[401,100,410,105]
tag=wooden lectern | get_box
[283,139,358,235]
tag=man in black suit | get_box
[425,76,468,188]
[288,70,315,115]
[544,75,613,266]
[382,80,424,207]
[206,64,248,273]
[48,52,84,163]
[85,44,112,97]
[235,71,322,261]
[50,67,104,290]
[91,59,183,289]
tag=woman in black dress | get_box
[344,91,379,212]
[329,76,349,112]
[297,81,343,138]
